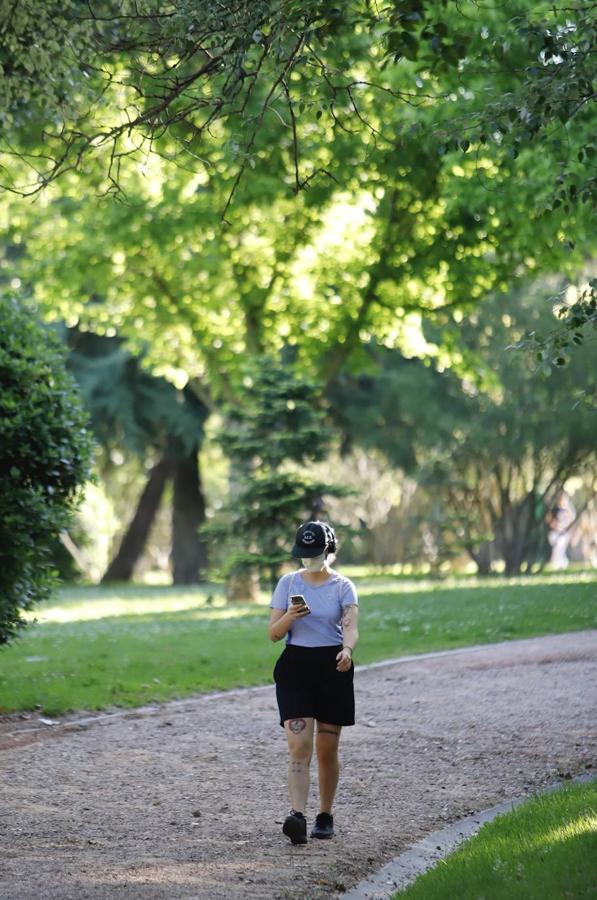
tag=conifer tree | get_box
[206,356,349,596]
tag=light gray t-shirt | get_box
[270,569,358,647]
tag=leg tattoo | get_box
[289,718,307,734]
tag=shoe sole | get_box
[283,817,307,845]
[310,830,334,839]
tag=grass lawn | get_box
[0,571,595,715]
[394,778,597,900]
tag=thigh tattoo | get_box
[288,718,307,734]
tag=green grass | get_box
[394,778,597,900]
[0,571,595,715]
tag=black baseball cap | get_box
[291,521,336,558]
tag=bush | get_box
[0,296,93,645]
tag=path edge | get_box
[340,772,596,900]
[2,630,595,747]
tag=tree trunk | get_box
[102,458,171,583]
[226,567,261,603]
[467,540,493,576]
[171,443,208,584]
[494,494,538,576]
[310,495,328,522]
[224,450,261,602]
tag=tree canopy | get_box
[328,281,597,573]
[1,1,595,590]
[1,1,595,215]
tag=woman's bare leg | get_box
[315,722,341,813]
[284,718,315,813]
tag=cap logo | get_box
[302,530,316,544]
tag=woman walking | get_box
[269,520,359,844]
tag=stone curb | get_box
[341,772,596,899]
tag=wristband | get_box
[343,646,353,655]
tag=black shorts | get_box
[273,644,355,728]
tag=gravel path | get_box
[1,630,596,900]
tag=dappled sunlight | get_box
[27,602,271,626]
[539,812,597,847]
[25,587,271,626]
[28,598,213,625]
[20,569,597,624]
[474,810,597,858]
[356,570,597,597]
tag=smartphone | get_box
[290,594,310,613]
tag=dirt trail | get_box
[1,630,596,900]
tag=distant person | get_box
[268,520,359,844]
[547,490,575,570]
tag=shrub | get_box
[0,296,93,645]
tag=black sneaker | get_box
[310,812,334,839]
[282,810,307,845]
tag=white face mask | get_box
[301,553,326,572]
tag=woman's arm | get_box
[337,604,359,671]
[268,605,309,642]
[269,609,289,642]
[342,604,359,653]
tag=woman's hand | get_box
[336,647,353,672]
[268,604,310,642]
[286,602,311,621]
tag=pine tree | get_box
[206,357,349,597]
